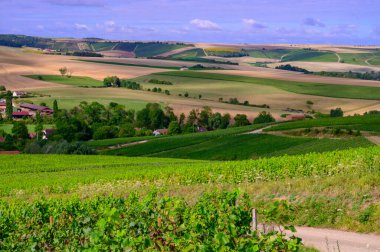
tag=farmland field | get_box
[156,71,380,100]
[281,50,338,62]
[25,75,104,87]
[1,147,379,235]
[135,44,186,58]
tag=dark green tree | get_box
[253,111,275,124]
[5,91,13,121]
[330,108,344,117]
[234,114,250,127]
[53,99,59,118]
[168,121,181,135]
[12,121,29,141]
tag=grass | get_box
[103,132,372,160]
[134,44,186,57]
[91,42,117,51]
[169,48,206,59]
[0,124,54,134]
[76,59,181,70]
[281,50,338,62]
[247,49,293,59]
[1,147,379,233]
[338,53,380,66]
[25,75,104,87]
[156,71,380,100]
[266,114,380,132]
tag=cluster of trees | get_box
[148,79,173,85]
[330,108,344,117]
[147,87,170,95]
[58,67,73,78]
[71,51,103,57]
[103,76,141,90]
[0,34,53,48]
[224,97,270,109]
[275,64,311,74]
[316,71,380,81]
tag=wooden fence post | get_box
[252,208,258,231]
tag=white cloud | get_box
[74,23,89,31]
[190,19,221,31]
[242,19,267,29]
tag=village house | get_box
[42,129,56,140]
[12,111,31,119]
[0,101,6,112]
[153,129,168,136]
[19,103,53,116]
[12,91,27,98]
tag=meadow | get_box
[25,75,104,87]
[0,124,54,134]
[156,71,380,100]
[281,50,338,62]
[76,59,181,70]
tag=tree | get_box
[5,91,13,121]
[35,111,43,140]
[253,111,275,124]
[221,113,231,129]
[12,121,29,140]
[184,92,189,97]
[93,126,118,140]
[234,114,250,127]
[209,112,222,130]
[118,123,136,137]
[168,121,181,135]
[330,108,344,117]
[53,99,59,118]
[198,106,212,128]
[198,94,202,99]
[59,67,68,77]
[103,76,121,87]
[0,85,6,91]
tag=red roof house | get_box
[12,111,31,118]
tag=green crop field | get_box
[281,50,338,62]
[338,52,380,66]
[266,114,380,132]
[247,49,293,59]
[1,147,379,236]
[156,71,380,100]
[134,44,186,57]
[91,42,118,51]
[169,48,206,59]
[102,131,372,160]
[25,75,104,87]
[113,42,138,51]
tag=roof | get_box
[154,129,168,134]
[20,103,51,111]
[13,111,31,117]
[0,151,20,155]
[43,129,55,135]
[0,102,6,106]
[0,137,5,143]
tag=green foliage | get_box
[281,49,338,62]
[148,79,173,85]
[93,126,118,140]
[103,76,121,87]
[330,108,344,117]
[168,121,181,135]
[12,121,29,140]
[0,85,6,91]
[254,111,275,124]
[77,59,181,70]
[134,43,186,57]
[234,114,250,126]
[5,91,12,121]
[0,192,302,251]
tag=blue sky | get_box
[0,0,379,45]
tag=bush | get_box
[93,126,118,140]
[330,108,344,117]
[253,111,275,124]
[118,123,136,138]
[168,121,181,135]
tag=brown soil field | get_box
[99,50,135,58]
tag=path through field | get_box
[293,226,380,252]
[335,53,341,63]
[365,136,380,146]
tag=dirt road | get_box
[293,226,380,252]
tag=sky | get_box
[0,0,379,45]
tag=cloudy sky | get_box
[0,0,379,45]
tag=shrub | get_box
[253,111,275,124]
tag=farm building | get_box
[12,91,27,98]
[12,111,31,119]
[42,129,55,140]
[19,103,53,116]
[286,114,305,121]
[0,101,6,112]
[153,129,168,136]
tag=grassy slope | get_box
[2,147,380,233]
[282,50,338,62]
[91,42,117,51]
[135,44,186,57]
[266,115,380,132]
[248,49,293,59]
[169,48,206,59]
[338,52,380,66]
[25,75,104,87]
[156,71,380,100]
